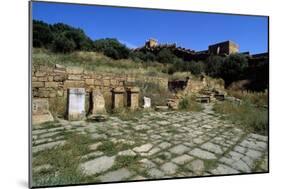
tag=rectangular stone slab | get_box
[68,88,85,121]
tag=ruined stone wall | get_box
[32,64,168,113]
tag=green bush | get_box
[52,34,76,53]
[92,38,130,59]
[178,96,203,112]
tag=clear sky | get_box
[32,1,268,54]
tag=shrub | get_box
[92,38,130,59]
[52,34,76,53]
[156,49,175,63]
[179,96,203,112]
[220,54,248,85]
[205,55,224,77]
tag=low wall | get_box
[32,64,168,114]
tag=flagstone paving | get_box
[32,103,268,183]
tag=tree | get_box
[205,55,224,77]
[92,38,130,59]
[156,49,175,64]
[220,54,248,85]
[52,34,76,53]
[33,20,53,48]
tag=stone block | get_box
[103,79,110,87]
[94,80,102,86]
[33,81,44,88]
[111,87,125,109]
[68,75,82,80]
[143,97,151,108]
[85,79,94,85]
[64,80,85,88]
[66,67,84,74]
[67,88,86,121]
[126,87,140,110]
[91,90,106,115]
[32,98,54,125]
[53,75,66,82]
[37,77,48,82]
[35,71,46,77]
[45,82,58,88]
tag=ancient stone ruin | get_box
[143,97,151,108]
[32,98,54,125]
[67,88,86,121]
[88,89,107,121]
[111,87,125,109]
[126,87,140,110]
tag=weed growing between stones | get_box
[113,155,142,172]
[97,141,133,156]
[32,133,94,187]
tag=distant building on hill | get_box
[145,38,158,48]
[208,41,239,55]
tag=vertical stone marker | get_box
[143,97,151,108]
[68,88,86,121]
[32,98,54,125]
[88,90,108,121]
[91,90,106,115]
[111,87,125,109]
[126,87,140,110]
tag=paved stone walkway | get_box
[32,103,268,182]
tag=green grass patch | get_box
[203,159,218,171]
[179,96,203,112]
[97,141,133,156]
[113,155,142,172]
[32,132,95,187]
[213,101,268,135]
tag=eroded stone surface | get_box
[32,103,268,183]
[80,156,115,175]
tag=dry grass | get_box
[227,90,268,107]
[33,48,167,77]
[213,101,268,135]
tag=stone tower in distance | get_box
[208,40,239,55]
[145,38,158,48]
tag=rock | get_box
[80,156,115,175]
[147,168,165,178]
[133,144,153,153]
[33,164,52,173]
[118,149,136,156]
[139,158,156,169]
[98,168,132,182]
[32,98,54,125]
[201,142,223,154]
[189,148,216,159]
[158,142,172,149]
[172,154,194,165]
[210,164,240,175]
[160,162,178,175]
[126,87,140,110]
[155,106,169,111]
[90,90,107,116]
[89,142,102,151]
[186,159,205,175]
[169,144,190,155]
[143,97,151,108]
[67,88,86,121]
[32,140,66,153]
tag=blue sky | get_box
[32,1,268,54]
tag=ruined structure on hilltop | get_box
[208,40,239,55]
[135,38,268,62]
